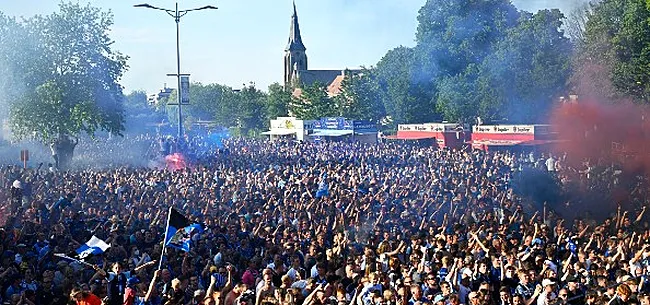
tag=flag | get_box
[76,236,110,259]
[164,208,203,252]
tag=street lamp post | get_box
[134,2,218,140]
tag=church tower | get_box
[284,1,307,87]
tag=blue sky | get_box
[3,0,586,94]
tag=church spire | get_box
[286,0,306,51]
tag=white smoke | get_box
[511,0,590,14]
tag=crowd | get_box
[0,137,647,305]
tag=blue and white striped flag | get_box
[76,236,110,259]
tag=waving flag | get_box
[76,236,110,259]
[164,208,203,252]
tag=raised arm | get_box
[145,270,160,302]
[134,260,157,273]
[635,206,646,223]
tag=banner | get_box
[398,123,457,132]
[353,120,377,133]
[314,117,353,130]
[472,125,537,134]
[270,117,303,130]
[180,75,190,104]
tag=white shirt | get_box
[537,291,556,305]
[546,158,555,172]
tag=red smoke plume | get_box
[165,153,188,171]
[550,101,650,210]
[551,101,650,171]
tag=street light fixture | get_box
[134,2,218,140]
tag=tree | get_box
[0,14,33,120]
[235,83,267,135]
[5,2,128,168]
[289,82,337,120]
[473,9,573,122]
[374,0,522,125]
[334,69,385,123]
[265,83,291,121]
[415,0,520,76]
[166,82,238,129]
[565,1,598,45]
[124,90,164,133]
[125,90,148,109]
[435,66,483,122]
[610,0,650,102]
[573,0,650,103]
[375,46,439,125]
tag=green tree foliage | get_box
[471,9,573,122]
[374,0,523,124]
[373,0,574,124]
[416,0,520,123]
[565,1,596,45]
[166,82,239,129]
[435,66,483,122]
[290,82,336,120]
[234,83,267,134]
[124,90,164,131]
[166,82,268,135]
[610,0,650,101]
[3,2,128,168]
[574,0,650,102]
[334,69,385,123]
[374,46,439,125]
[415,0,520,76]
[265,83,291,121]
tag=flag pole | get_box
[53,253,95,268]
[159,206,173,270]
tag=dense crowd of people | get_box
[0,136,648,305]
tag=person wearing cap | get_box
[70,287,102,305]
[564,275,582,305]
[537,279,557,305]
[123,277,140,305]
[10,179,22,212]
[433,294,446,305]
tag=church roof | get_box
[327,74,346,96]
[286,1,306,51]
[292,69,362,98]
[296,69,343,87]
